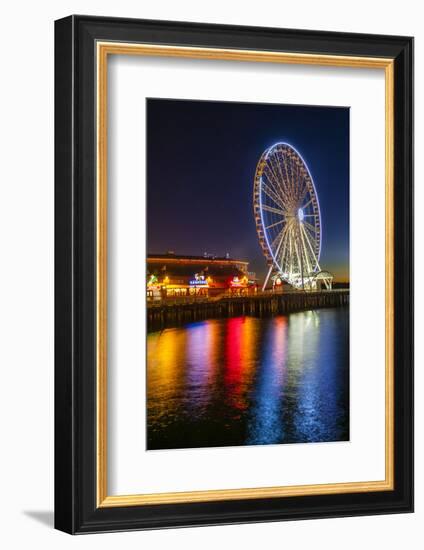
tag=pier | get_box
[147,289,349,332]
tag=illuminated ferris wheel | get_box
[253,142,333,291]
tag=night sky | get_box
[147,98,349,282]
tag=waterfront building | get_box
[147,252,257,300]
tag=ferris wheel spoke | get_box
[299,224,313,274]
[278,228,292,271]
[293,232,304,281]
[261,203,285,216]
[271,153,290,195]
[270,229,288,276]
[301,197,314,210]
[278,228,293,274]
[297,177,310,204]
[268,155,293,211]
[293,165,304,206]
[294,162,302,198]
[264,166,291,206]
[265,218,285,230]
[301,223,320,269]
[303,220,318,234]
[302,221,318,262]
[262,171,284,207]
[273,225,292,270]
[269,224,287,252]
[295,176,308,205]
[302,223,319,257]
[287,178,298,211]
[281,152,294,197]
[283,155,294,198]
[284,226,295,273]
[263,164,281,188]
[289,156,299,198]
[267,154,283,181]
[303,225,319,251]
[261,180,286,210]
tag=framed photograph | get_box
[55,15,413,533]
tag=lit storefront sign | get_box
[230,275,248,288]
[147,274,158,287]
[189,273,209,287]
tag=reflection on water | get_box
[147,308,349,450]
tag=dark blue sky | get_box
[147,98,349,282]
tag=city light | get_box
[230,276,248,288]
[189,274,209,287]
[147,274,158,287]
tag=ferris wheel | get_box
[253,142,332,291]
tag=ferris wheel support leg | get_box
[262,264,273,292]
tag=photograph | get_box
[146,98,350,451]
[51,11,413,536]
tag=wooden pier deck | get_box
[147,290,349,332]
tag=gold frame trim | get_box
[96,42,395,508]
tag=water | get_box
[147,307,349,450]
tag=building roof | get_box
[147,260,246,279]
[148,253,248,264]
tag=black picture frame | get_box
[55,15,413,534]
